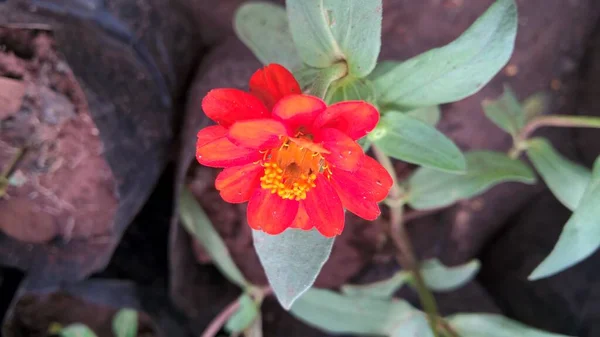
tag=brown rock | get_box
[0,77,25,120]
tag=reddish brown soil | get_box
[0,28,117,243]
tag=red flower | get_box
[196,64,393,237]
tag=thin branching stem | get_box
[509,115,600,158]
[372,145,455,337]
[200,286,271,337]
[201,297,242,337]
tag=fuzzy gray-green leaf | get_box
[372,0,517,107]
[483,86,524,136]
[286,0,382,77]
[407,151,536,210]
[253,229,334,309]
[529,156,600,280]
[234,2,302,70]
[370,112,466,173]
[112,309,138,337]
[526,138,591,211]
[179,187,248,288]
[448,314,574,337]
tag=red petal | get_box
[196,136,261,168]
[228,119,287,149]
[316,128,362,172]
[329,176,381,220]
[247,188,299,234]
[312,101,379,140]
[215,163,263,203]
[202,89,269,127]
[249,64,302,110]
[290,205,314,230]
[302,175,344,237]
[330,155,393,202]
[272,95,326,133]
[197,125,227,148]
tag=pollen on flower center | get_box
[260,137,328,201]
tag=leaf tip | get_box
[527,262,554,281]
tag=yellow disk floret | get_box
[259,137,326,201]
[260,162,317,200]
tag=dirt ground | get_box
[1,0,600,337]
[0,28,117,244]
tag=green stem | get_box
[372,145,444,337]
[307,62,348,99]
[510,115,600,158]
[521,115,600,139]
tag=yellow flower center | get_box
[260,136,329,201]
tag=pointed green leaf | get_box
[369,111,466,173]
[421,258,480,292]
[526,138,591,210]
[402,105,441,126]
[253,228,333,309]
[179,187,248,288]
[483,86,524,137]
[291,288,427,336]
[372,0,517,107]
[529,157,600,280]
[447,314,574,337]
[325,76,375,104]
[286,0,382,77]
[60,324,98,337]
[225,294,260,333]
[522,92,550,122]
[234,2,302,70]
[341,271,411,299]
[407,151,536,210]
[112,309,138,337]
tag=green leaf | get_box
[522,92,549,122]
[294,66,321,90]
[112,309,138,337]
[447,314,574,337]
[179,187,248,288]
[421,258,480,292]
[290,288,430,336]
[526,138,591,210]
[234,2,302,70]
[358,137,372,152]
[389,313,434,337]
[59,324,98,337]
[244,312,263,337]
[252,228,334,309]
[225,294,260,333]
[528,156,600,280]
[407,151,536,210]
[341,272,411,299]
[402,105,441,126]
[369,111,466,173]
[286,0,382,77]
[483,86,524,137]
[372,0,517,108]
[325,76,376,104]
[342,258,480,299]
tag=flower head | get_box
[196,64,393,237]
